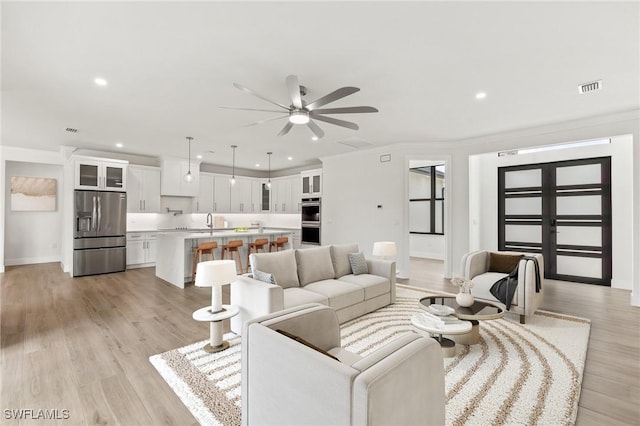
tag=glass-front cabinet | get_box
[75,158,127,191]
[301,169,322,197]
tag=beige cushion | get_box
[250,250,300,289]
[296,246,336,286]
[302,279,365,310]
[338,274,390,300]
[330,243,359,278]
[283,288,328,308]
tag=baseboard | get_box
[126,263,155,270]
[409,251,444,260]
[5,256,61,266]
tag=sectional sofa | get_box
[230,243,396,334]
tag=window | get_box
[409,165,445,235]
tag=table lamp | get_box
[372,241,397,260]
[194,259,238,352]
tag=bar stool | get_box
[191,242,218,283]
[246,238,269,273]
[269,237,289,252]
[221,240,244,273]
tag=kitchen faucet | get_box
[206,212,213,230]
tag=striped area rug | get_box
[150,286,590,426]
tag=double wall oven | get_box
[301,197,321,245]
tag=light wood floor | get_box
[1,260,639,425]
[402,258,640,426]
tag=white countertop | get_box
[157,229,294,240]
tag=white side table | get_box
[411,313,472,357]
[193,305,240,353]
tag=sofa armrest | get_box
[351,334,445,426]
[366,259,396,302]
[462,250,489,280]
[518,254,545,316]
[230,275,284,335]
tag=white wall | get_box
[410,234,445,260]
[469,134,633,290]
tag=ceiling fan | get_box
[220,75,378,139]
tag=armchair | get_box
[241,303,445,426]
[460,250,544,323]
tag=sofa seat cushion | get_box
[283,288,329,309]
[302,279,365,310]
[471,272,518,305]
[338,274,390,300]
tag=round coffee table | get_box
[418,296,504,345]
[411,313,472,357]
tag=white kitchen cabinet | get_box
[301,169,322,197]
[126,232,157,267]
[230,177,253,213]
[213,175,230,212]
[272,176,301,213]
[127,165,160,212]
[290,175,302,213]
[251,180,262,212]
[75,157,127,191]
[193,173,215,213]
[161,159,200,196]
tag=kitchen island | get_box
[155,229,294,288]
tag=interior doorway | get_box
[498,156,612,285]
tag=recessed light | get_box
[94,77,108,86]
[475,92,487,100]
[311,136,319,141]
[255,163,260,167]
[115,142,123,148]
[287,156,293,161]
[196,154,202,159]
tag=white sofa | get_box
[461,250,544,323]
[230,243,396,335]
[241,303,445,426]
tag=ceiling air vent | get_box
[337,137,373,149]
[578,80,602,94]
[65,127,78,133]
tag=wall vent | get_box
[578,80,602,94]
[65,127,78,133]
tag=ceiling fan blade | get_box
[277,122,294,136]
[219,106,287,113]
[305,87,360,111]
[307,120,325,139]
[285,75,303,109]
[243,115,287,127]
[310,106,378,115]
[233,82,290,110]
[311,114,359,131]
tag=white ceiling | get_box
[2,1,638,171]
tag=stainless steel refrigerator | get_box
[73,190,127,277]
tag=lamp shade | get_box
[372,241,397,258]
[195,260,237,287]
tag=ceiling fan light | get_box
[289,110,309,124]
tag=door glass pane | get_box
[262,184,270,211]
[557,255,602,278]
[105,166,123,188]
[505,225,541,243]
[556,195,601,215]
[312,175,320,193]
[409,170,430,198]
[556,164,601,186]
[409,201,430,233]
[302,176,310,194]
[556,226,601,246]
[505,169,541,188]
[79,164,98,187]
[505,197,541,215]
[435,200,443,233]
[435,166,445,198]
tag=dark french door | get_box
[498,157,612,285]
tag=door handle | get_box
[92,197,97,231]
[97,197,102,231]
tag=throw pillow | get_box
[253,269,277,285]
[295,246,336,286]
[250,250,300,289]
[330,243,359,278]
[276,329,339,361]
[488,252,523,274]
[348,252,369,275]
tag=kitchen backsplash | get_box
[127,212,301,231]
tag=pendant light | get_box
[184,136,194,183]
[266,152,272,190]
[230,145,237,185]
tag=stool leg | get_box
[235,250,243,274]
[191,250,198,283]
[246,246,251,273]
